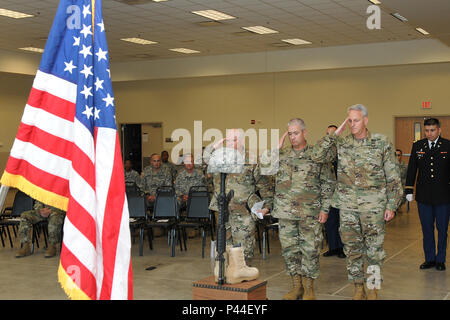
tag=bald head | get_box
[225,128,244,150]
[150,154,161,169]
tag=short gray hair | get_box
[347,104,368,117]
[287,118,306,130]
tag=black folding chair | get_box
[256,215,279,259]
[127,195,148,256]
[0,190,34,248]
[146,186,182,257]
[178,186,214,258]
[126,183,141,197]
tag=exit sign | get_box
[422,101,432,109]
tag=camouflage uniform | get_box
[175,167,206,205]
[311,130,403,283]
[18,201,65,245]
[204,145,273,260]
[141,166,173,196]
[161,161,178,182]
[262,145,335,279]
[397,162,408,208]
[124,169,141,188]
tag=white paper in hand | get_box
[251,200,265,220]
[406,194,413,202]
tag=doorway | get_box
[395,116,450,163]
[120,122,163,174]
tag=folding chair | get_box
[128,195,148,256]
[126,183,141,197]
[146,186,182,257]
[178,186,214,258]
[256,214,279,259]
[0,190,34,248]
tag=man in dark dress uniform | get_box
[322,125,345,258]
[405,118,450,271]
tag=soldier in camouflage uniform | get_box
[204,129,273,264]
[15,200,65,258]
[311,104,403,300]
[395,149,408,211]
[161,150,178,183]
[141,153,173,209]
[124,159,141,191]
[175,154,207,238]
[261,118,335,300]
[175,154,207,209]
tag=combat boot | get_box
[225,246,259,284]
[301,277,316,300]
[214,245,230,283]
[366,288,378,300]
[282,275,304,300]
[15,242,32,258]
[352,282,367,300]
[44,245,57,258]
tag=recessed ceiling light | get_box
[169,48,200,54]
[121,38,158,45]
[152,0,168,2]
[282,38,312,45]
[0,8,34,19]
[391,12,408,22]
[242,26,279,35]
[415,27,430,35]
[19,47,44,53]
[368,0,381,4]
[191,10,236,21]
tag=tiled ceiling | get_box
[0,0,445,62]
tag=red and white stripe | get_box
[8,69,132,300]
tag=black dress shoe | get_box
[323,249,337,257]
[420,261,436,269]
[436,263,446,271]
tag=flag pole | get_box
[0,185,9,213]
[92,0,95,39]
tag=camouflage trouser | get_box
[18,210,65,245]
[278,217,322,279]
[226,211,256,260]
[339,210,386,283]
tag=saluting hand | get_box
[213,138,226,149]
[278,131,288,149]
[335,117,350,136]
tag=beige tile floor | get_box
[0,190,449,300]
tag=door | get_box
[120,123,164,174]
[121,124,142,173]
[141,123,163,171]
[395,116,450,163]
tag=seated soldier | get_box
[15,200,66,258]
[124,159,141,192]
[175,154,207,211]
[141,153,173,210]
[161,150,178,183]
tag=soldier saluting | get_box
[311,104,403,300]
[405,118,450,271]
[261,118,335,300]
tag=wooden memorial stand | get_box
[192,276,267,300]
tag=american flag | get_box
[0,0,133,300]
